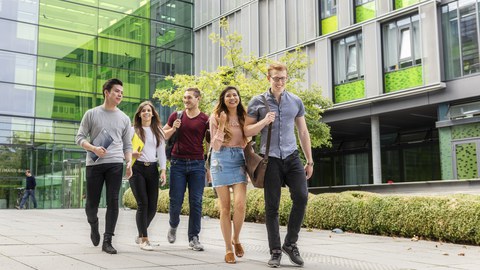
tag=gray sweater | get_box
[75,106,132,166]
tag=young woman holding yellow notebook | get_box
[129,101,167,251]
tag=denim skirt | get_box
[210,146,247,187]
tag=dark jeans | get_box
[85,163,123,237]
[169,158,205,241]
[129,162,159,238]
[264,151,308,252]
[19,189,37,208]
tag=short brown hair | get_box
[185,87,201,98]
[267,62,288,76]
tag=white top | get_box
[132,126,166,170]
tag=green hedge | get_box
[123,188,480,245]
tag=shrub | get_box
[123,187,480,244]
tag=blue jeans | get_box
[19,189,37,208]
[169,158,206,241]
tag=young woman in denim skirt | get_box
[209,86,248,264]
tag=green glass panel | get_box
[38,26,95,63]
[151,49,192,75]
[321,15,338,35]
[39,0,98,35]
[334,80,365,103]
[98,37,149,72]
[36,87,94,121]
[34,119,54,144]
[438,128,453,179]
[99,0,150,18]
[98,9,150,45]
[384,65,423,93]
[356,2,376,23]
[151,0,193,28]
[96,66,149,99]
[0,116,33,145]
[452,123,480,139]
[73,0,99,8]
[455,143,478,179]
[53,121,80,145]
[152,22,192,52]
[395,0,420,9]
[37,57,95,92]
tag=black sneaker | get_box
[267,250,282,268]
[281,243,304,266]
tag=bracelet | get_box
[306,162,314,167]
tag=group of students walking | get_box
[75,62,314,268]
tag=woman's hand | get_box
[160,170,167,186]
[217,111,227,126]
[132,150,142,159]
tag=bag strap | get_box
[261,95,272,160]
[174,111,183,154]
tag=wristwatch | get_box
[306,161,314,167]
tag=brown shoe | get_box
[232,241,244,258]
[225,251,236,264]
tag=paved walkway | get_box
[0,209,479,270]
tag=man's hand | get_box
[172,118,182,129]
[125,161,132,179]
[93,146,107,158]
[304,163,313,180]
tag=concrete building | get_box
[194,0,480,187]
[0,0,193,209]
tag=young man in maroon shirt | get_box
[163,87,209,251]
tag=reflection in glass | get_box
[0,82,35,117]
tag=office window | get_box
[333,33,364,103]
[333,33,364,84]
[442,0,480,80]
[320,0,338,35]
[383,15,421,71]
[382,14,422,92]
[355,0,375,23]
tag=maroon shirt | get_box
[167,111,209,160]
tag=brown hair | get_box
[185,87,201,97]
[267,62,288,76]
[133,101,165,147]
[211,86,247,143]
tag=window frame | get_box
[382,14,422,73]
[332,32,364,85]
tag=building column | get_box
[371,115,382,185]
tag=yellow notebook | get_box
[131,133,144,165]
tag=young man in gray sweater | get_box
[75,78,133,254]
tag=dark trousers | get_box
[169,158,205,241]
[129,162,159,238]
[85,163,123,237]
[264,151,308,252]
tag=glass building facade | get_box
[0,0,193,209]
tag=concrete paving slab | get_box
[1,209,480,270]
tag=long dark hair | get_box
[133,101,165,147]
[212,86,247,143]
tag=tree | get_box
[154,19,332,148]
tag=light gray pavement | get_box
[0,208,479,270]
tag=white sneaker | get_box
[139,240,153,251]
[135,236,141,244]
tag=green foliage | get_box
[123,187,480,244]
[153,18,332,148]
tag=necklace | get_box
[229,120,240,127]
